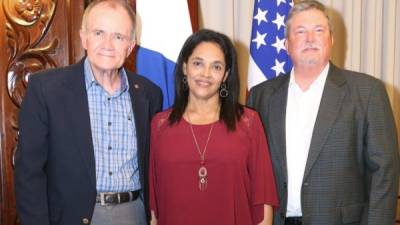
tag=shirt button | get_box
[109,171,113,176]
[108,122,112,126]
[107,97,110,101]
[82,218,90,224]
[108,146,112,150]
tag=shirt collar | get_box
[83,58,130,93]
[288,63,330,91]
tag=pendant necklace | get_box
[187,112,216,191]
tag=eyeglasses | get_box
[88,29,132,44]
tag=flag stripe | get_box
[248,56,267,89]
[136,48,176,107]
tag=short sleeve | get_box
[247,110,279,223]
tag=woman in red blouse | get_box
[149,29,278,225]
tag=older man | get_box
[14,0,162,224]
[248,1,399,225]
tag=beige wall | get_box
[199,0,253,103]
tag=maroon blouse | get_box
[149,108,278,225]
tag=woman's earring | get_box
[219,82,228,98]
[182,75,188,90]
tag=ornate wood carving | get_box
[1,1,58,224]
[4,0,58,107]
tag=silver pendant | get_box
[198,166,208,191]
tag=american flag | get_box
[248,0,293,89]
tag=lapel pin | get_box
[134,84,139,89]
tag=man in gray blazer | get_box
[247,1,399,225]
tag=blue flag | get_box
[136,0,192,109]
[248,0,293,89]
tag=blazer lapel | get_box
[63,61,96,188]
[268,76,290,181]
[303,64,347,179]
[127,74,149,186]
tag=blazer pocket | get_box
[341,203,364,224]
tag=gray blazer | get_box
[247,63,399,225]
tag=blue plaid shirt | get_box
[84,59,140,192]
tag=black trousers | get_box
[285,217,302,225]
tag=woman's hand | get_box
[258,205,273,225]
[150,210,158,225]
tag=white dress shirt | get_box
[285,64,329,217]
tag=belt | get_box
[285,217,302,225]
[96,190,140,205]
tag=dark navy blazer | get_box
[15,58,162,225]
